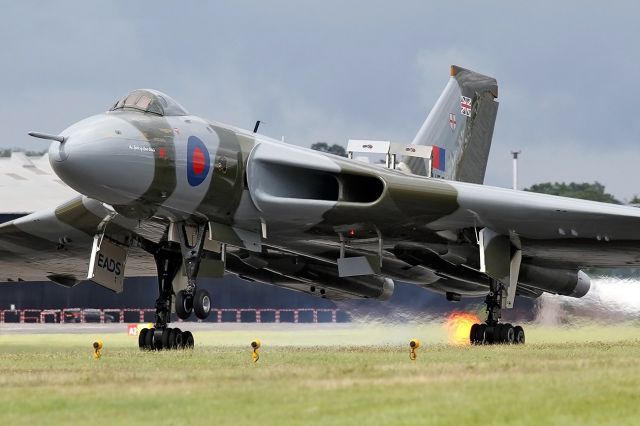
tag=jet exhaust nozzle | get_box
[519,264,591,298]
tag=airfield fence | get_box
[0,308,341,324]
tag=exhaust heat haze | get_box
[538,277,640,324]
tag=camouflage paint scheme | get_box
[3,68,640,305]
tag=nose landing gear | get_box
[470,279,526,345]
[175,288,211,320]
[175,222,212,321]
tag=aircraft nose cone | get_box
[50,115,156,206]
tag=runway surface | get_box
[0,322,356,334]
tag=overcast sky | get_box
[2,2,639,199]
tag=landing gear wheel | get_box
[173,328,183,349]
[470,323,479,345]
[473,279,523,345]
[501,323,515,344]
[138,328,148,350]
[182,331,194,348]
[492,324,502,344]
[193,289,211,320]
[167,328,177,349]
[175,290,193,320]
[487,324,500,344]
[476,324,487,344]
[154,329,166,350]
[145,327,155,350]
[161,328,172,349]
[514,326,525,344]
[138,327,197,350]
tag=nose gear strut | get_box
[174,222,212,321]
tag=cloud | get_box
[2,1,640,198]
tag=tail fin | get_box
[402,65,499,184]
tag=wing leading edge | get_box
[0,196,159,285]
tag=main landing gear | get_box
[138,327,194,350]
[138,222,211,351]
[470,279,526,345]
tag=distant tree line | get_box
[524,182,622,204]
[310,142,347,157]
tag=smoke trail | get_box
[538,276,640,323]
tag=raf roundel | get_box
[186,136,210,187]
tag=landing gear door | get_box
[87,235,128,293]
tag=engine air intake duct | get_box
[256,162,384,203]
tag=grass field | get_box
[1,323,639,425]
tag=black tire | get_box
[175,290,193,320]
[154,328,164,350]
[477,324,487,344]
[182,331,194,349]
[138,328,148,350]
[501,323,515,344]
[470,323,479,345]
[161,328,172,350]
[167,328,177,349]
[193,289,212,320]
[491,324,502,344]
[173,328,184,349]
[514,326,525,344]
[145,327,155,350]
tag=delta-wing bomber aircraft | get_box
[3,65,639,349]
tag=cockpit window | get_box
[109,89,188,116]
[136,95,151,109]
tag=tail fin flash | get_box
[403,65,498,183]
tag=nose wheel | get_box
[176,288,211,320]
[175,290,193,320]
[193,288,212,319]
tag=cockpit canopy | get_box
[109,89,188,116]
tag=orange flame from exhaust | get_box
[444,311,481,345]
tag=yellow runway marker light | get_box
[409,339,420,361]
[93,340,103,359]
[251,339,261,363]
